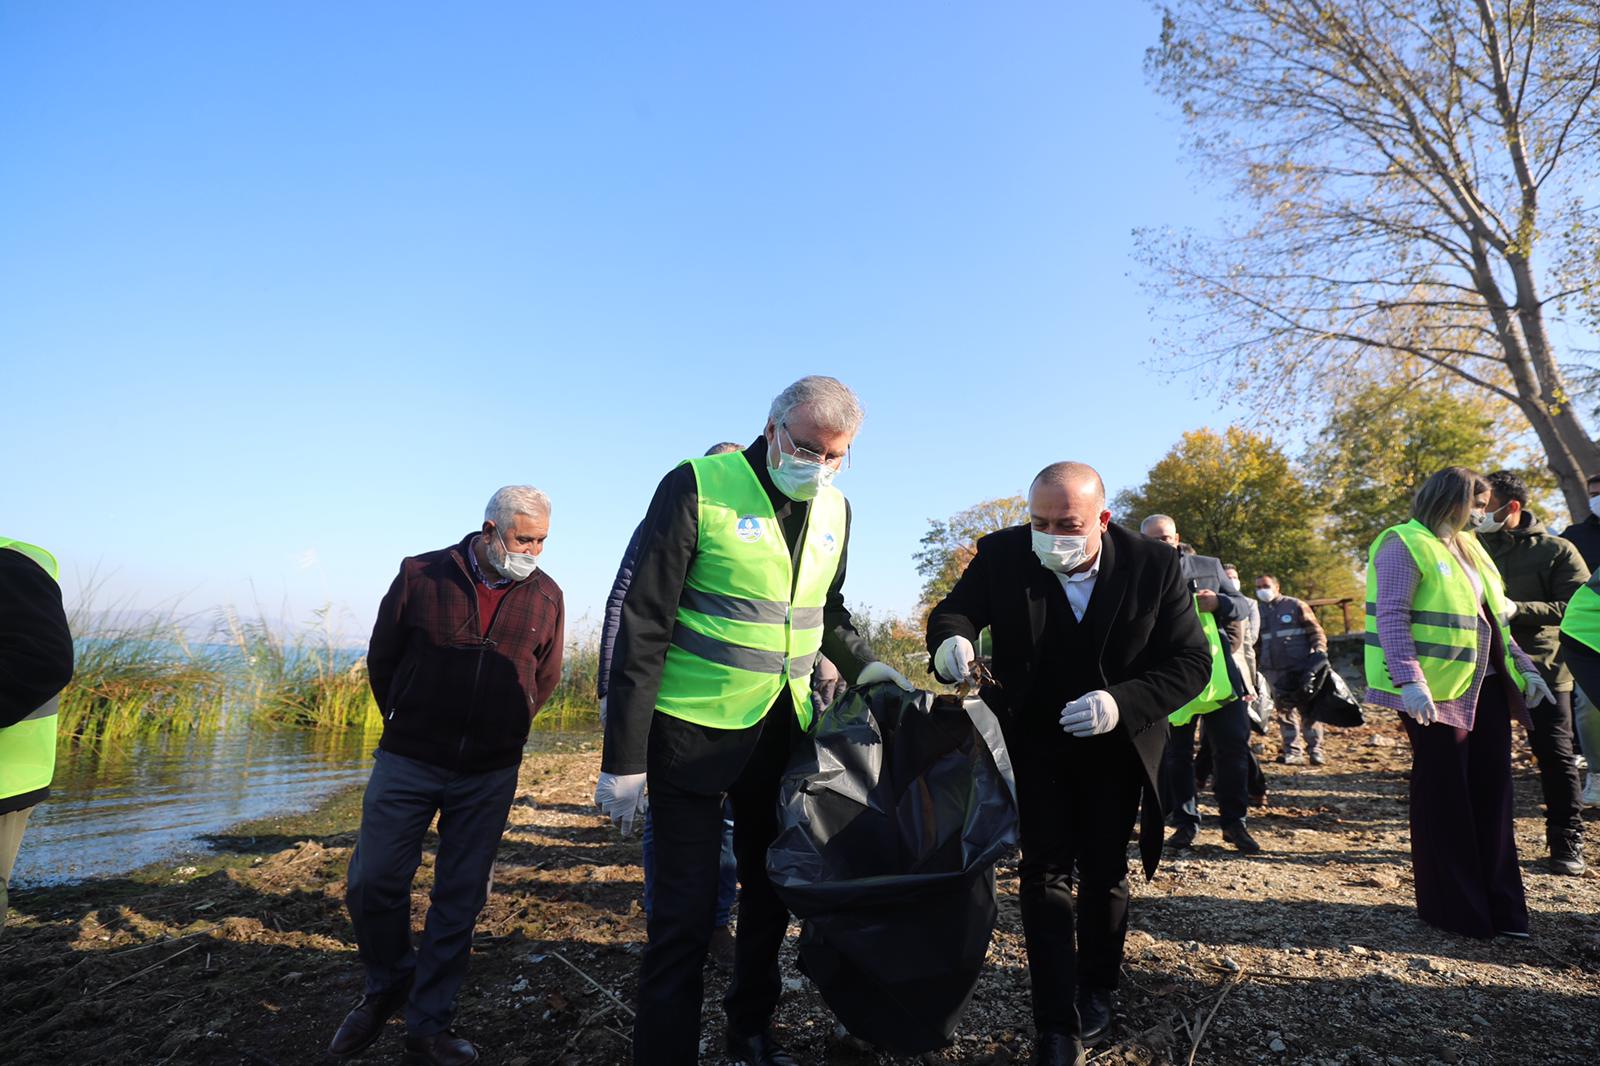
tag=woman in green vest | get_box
[1365,468,1551,939]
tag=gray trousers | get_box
[1278,703,1324,757]
[345,750,519,1036]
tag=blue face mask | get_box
[768,426,840,501]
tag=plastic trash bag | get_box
[766,680,1019,1055]
[1304,665,1366,728]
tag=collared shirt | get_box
[1053,550,1102,622]
[466,534,512,590]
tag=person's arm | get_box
[601,465,699,775]
[366,565,409,713]
[926,535,998,677]
[1103,548,1210,735]
[1515,540,1591,627]
[1302,598,1329,654]
[532,589,565,715]
[597,522,644,700]
[0,551,74,727]
[818,500,876,683]
[1374,537,1424,686]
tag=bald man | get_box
[927,463,1211,1066]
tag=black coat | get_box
[926,522,1212,877]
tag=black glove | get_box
[1300,655,1331,699]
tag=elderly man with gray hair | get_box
[330,486,565,1066]
[600,376,913,1066]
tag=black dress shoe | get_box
[1031,1030,1086,1066]
[1221,821,1261,854]
[401,1030,480,1066]
[1165,823,1197,850]
[726,1028,800,1066]
[327,978,411,1057]
[1076,987,1114,1047]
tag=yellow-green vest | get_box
[0,538,61,804]
[1558,574,1600,653]
[1364,520,1526,700]
[1170,597,1236,726]
[654,453,846,732]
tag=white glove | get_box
[857,661,915,691]
[594,772,648,835]
[1523,671,1554,707]
[933,636,975,685]
[1502,600,1519,622]
[1399,681,1438,725]
[1059,690,1120,737]
[598,696,608,728]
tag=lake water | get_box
[11,724,597,887]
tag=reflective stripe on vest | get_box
[0,540,62,803]
[1559,580,1600,653]
[1363,521,1526,700]
[1170,598,1236,726]
[654,453,846,732]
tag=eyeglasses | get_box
[780,422,851,469]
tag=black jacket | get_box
[367,535,565,773]
[926,522,1211,877]
[1559,514,1600,572]
[601,437,875,776]
[0,547,74,813]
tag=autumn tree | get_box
[913,496,1030,618]
[1115,427,1358,602]
[1140,0,1600,517]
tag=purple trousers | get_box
[1400,679,1528,939]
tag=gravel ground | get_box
[2,716,1597,1065]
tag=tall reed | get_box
[221,607,381,730]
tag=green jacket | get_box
[1479,511,1592,690]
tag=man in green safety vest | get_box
[0,538,75,931]
[597,376,914,1066]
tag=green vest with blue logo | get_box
[1169,598,1236,726]
[1364,520,1526,700]
[654,452,846,732]
[0,539,61,805]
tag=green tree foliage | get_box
[913,496,1030,618]
[1115,428,1359,607]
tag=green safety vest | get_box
[1363,520,1526,700]
[654,453,846,732]
[0,538,61,805]
[1558,574,1600,653]
[1170,597,1236,726]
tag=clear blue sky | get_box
[1,3,1247,641]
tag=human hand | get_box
[1399,681,1438,725]
[1059,690,1120,737]
[1523,671,1554,707]
[594,772,649,835]
[1195,589,1219,612]
[933,636,975,685]
[857,661,916,691]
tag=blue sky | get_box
[2,3,1248,641]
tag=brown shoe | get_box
[328,977,411,1057]
[708,925,737,972]
[401,1030,480,1066]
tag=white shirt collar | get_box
[1062,550,1102,583]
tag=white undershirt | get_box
[1053,551,1102,622]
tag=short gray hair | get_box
[485,485,551,529]
[768,376,864,435]
[1140,513,1177,536]
[1411,467,1483,533]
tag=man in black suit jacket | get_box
[927,463,1211,1066]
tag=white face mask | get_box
[1589,495,1600,520]
[1031,529,1093,573]
[490,531,539,581]
[1473,505,1510,533]
[1256,588,1274,602]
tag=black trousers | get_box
[1009,728,1145,1038]
[1528,689,1584,846]
[1164,700,1250,828]
[1399,679,1527,938]
[632,710,796,1066]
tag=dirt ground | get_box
[3,718,1598,1066]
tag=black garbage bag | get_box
[1304,666,1366,728]
[766,680,1018,1055]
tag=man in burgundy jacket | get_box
[329,486,564,1066]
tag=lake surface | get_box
[11,724,597,887]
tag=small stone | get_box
[1269,1038,1287,1053]
[1219,956,1241,972]
[1349,945,1369,955]
[1470,1015,1489,1027]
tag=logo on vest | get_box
[1280,614,1293,624]
[822,533,837,554]
[1437,561,1452,576]
[736,515,764,542]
